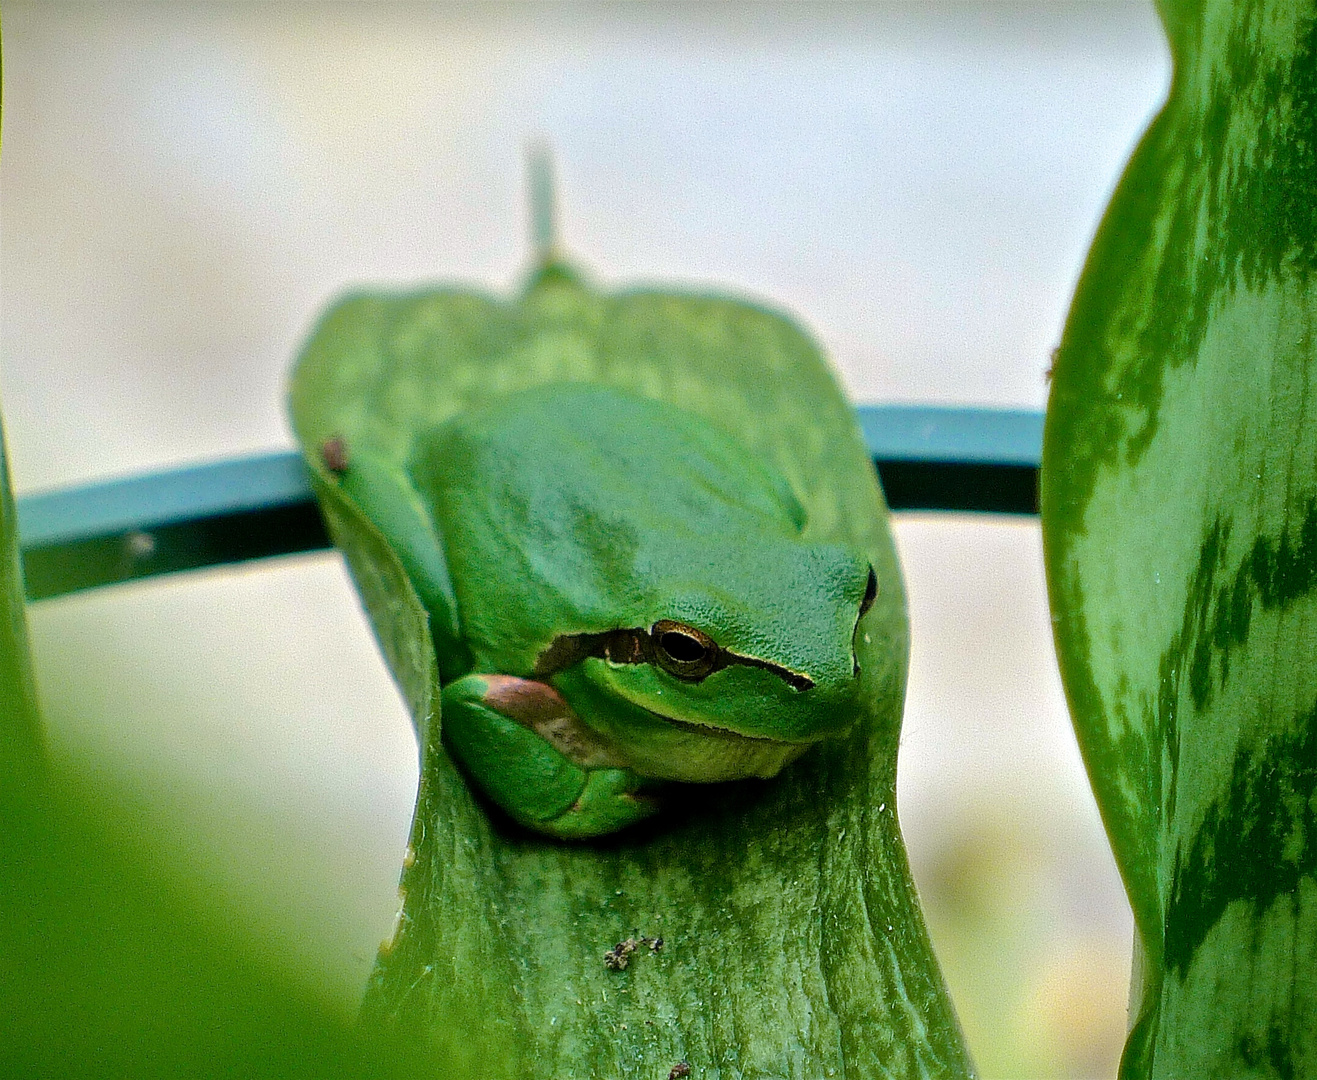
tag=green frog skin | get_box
[333,382,878,839]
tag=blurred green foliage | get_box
[1,778,411,1079]
[0,407,485,1077]
[0,412,44,812]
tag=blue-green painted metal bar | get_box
[17,453,313,550]
[16,406,1044,600]
[858,405,1043,467]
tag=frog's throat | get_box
[477,673,803,777]
[532,627,815,692]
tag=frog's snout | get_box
[772,552,877,697]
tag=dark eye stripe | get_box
[533,623,814,692]
[727,652,815,692]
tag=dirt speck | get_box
[603,938,638,971]
[321,436,349,474]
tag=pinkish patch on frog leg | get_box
[477,674,631,771]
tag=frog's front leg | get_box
[440,674,662,839]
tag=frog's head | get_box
[533,533,881,782]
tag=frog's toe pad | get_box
[538,768,664,841]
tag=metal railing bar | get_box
[17,452,314,550]
[17,406,1044,600]
[858,405,1043,466]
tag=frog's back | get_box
[408,382,808,667]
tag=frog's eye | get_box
[859,565,878,617]
[650,620,719,681]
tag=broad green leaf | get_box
[1042,1,1316,1075]
[290,267,972,1078]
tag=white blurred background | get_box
[1,4,1169,1076]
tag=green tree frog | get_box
[329,374,879,839]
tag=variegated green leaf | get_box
[290,268,972,1079]
[1042,1,1316,1075]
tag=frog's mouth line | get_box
[630,699,814,746]
[532,626,815,692]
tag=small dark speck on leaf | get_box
[668,1061,691,1079]
[321,436,349,474]
[605,932,665,970]
[604,938,638,971]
